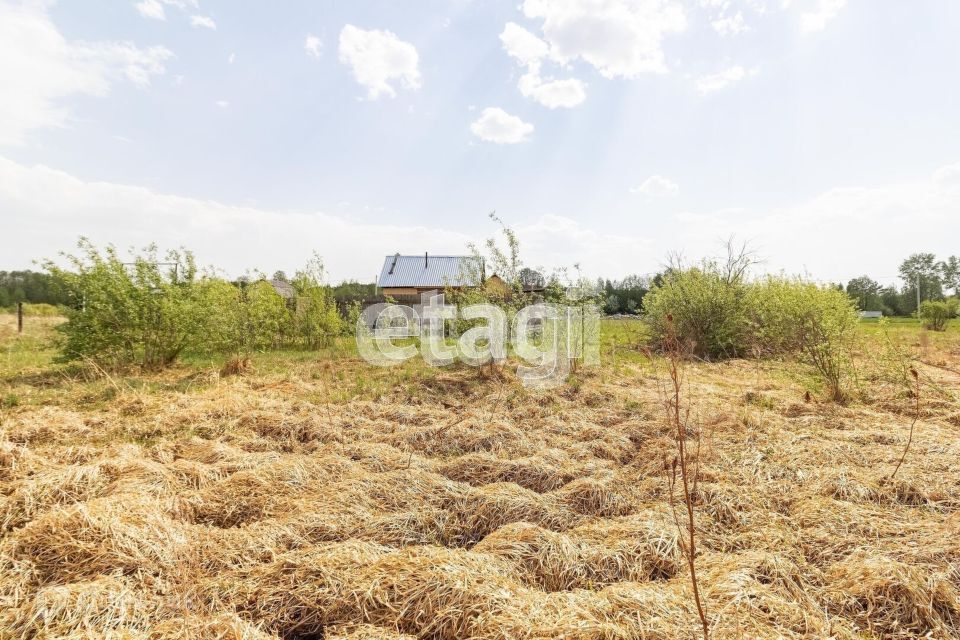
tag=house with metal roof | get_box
[377,253,483,302]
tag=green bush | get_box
[643,265,749,359]
[201,279,291,355]
[645,266,859,400]
[291,255,342,348]
[918,300,952,331]
[19,303,61,317]
[44,240,214,369]
[44,241,345,368]
[750,279,859,401]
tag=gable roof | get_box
[377,254,482,288]
[268,279,296,299]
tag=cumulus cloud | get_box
[696,65,756,93]
[521,0,687,78]
[800,0,846,33]
[304,34,322,59]
[0,155,659,280]
[518,70,586,109]
[667,162,960,281]
[338,25,420,99]
[500,22,550,66]
[189,14,216,30]
[4,156,959,283]
[500,22,585,108]
[0,2,173,146]
[630,175,679,197]
[135,0,166,20]
[470,107,534,144]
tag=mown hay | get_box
[825,552,960,637]
[324,624,416,640]
[8,496,188,585]
[4,575,159,638]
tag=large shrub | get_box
[291,256,342,348]
[44,240,210,369]
[197,279,291,356]
[645,265,859,399]
[918,300,952,331]
[643,265,750,359]
[750,279,859,400]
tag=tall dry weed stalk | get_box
[660,314,710,640]
[889,367,920,480]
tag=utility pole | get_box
[916,274,921,311]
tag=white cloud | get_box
[304,34,322,59]
[500,22,550,66]
[135,0,166,20]
[134,0,198,21]
[0,2,173,146]
[933,162,960,191]
[0,155,473,281]
[630,175,679,197]
[189,15,216,30]
[216,100,229,108]
[0,155,657,280]
[337,25,420,99]
[500,22,585,109]
[674,163,960,281]
[521,0,687,78]
[470,107,534,144]
[518,67,586,108]
[228,52,235,64]
[800,0,846,32]
[712,11,749,35]
[696,65,756,93]
[3,156,959,283]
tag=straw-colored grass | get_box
[1,319,959,638]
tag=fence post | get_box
[17,302,24,334]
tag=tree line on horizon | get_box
[3,251,958,318]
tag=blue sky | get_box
[2,0,959,284]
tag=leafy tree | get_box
[845,275,883,311]
[519,267,545,289]
[941,256,960,296]
[291,254,342,348]
[271,270,289,283]
[899,253,944,311]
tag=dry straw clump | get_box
[1,332,960,639]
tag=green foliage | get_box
[845,275,884,312]
[597,275,650,315]
[291,254,342,348]
[332,280,377,300]
[643,265,750,359]
[197,279,291,356]
[644,256,859,400]
[0,270,70,307]
[17,303,62,317]
[43,240,345,369]
[44,240,209,369]
[918,300,952,331]
[750,279,859,401]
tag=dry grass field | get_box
[1,314,959,639]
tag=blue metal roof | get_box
[377,254,482,288]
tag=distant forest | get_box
[3,251,958,316]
